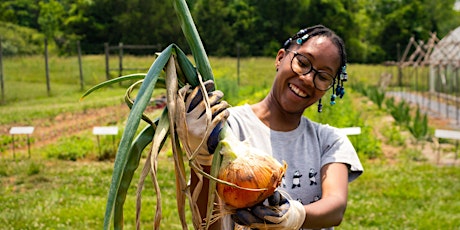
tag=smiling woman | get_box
[186,25,363,230]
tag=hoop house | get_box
[429,26,460,94]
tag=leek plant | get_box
[82,0,254,229]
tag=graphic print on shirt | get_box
[291,170,302,189]
[297,198,303,205]
[309,195,320,204]
[309,168,317,186]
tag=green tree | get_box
[0,0,40,29]
[422,0,459,37]
[193,0,235,56]
[59,0,91,52]
[247,0,309,56]
[1,0,459,61]
[38,0,65,39]
[227,0,257,56]
[379,1,430,60]
[114,0,185,52]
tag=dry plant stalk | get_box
[81,0,287,229]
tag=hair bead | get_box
[330,94,336,105]
[317,99,323,113]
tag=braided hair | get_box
[282,25,347,79]
[282,25,348,111]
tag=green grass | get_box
[1,55,459,229]
[0,155,192,229]
[2,153,459,229]
[342,162,460,229]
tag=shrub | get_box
[217,75,239,105]
[45,135,94,161]
[385,97,411,126]
[368,86,386,109]
[27,162,41,176]
[382,126,406,146]
[400,148,426,162]
[94,135,119,161]
[0,21,44,55]
[306,91,382,158]
[408,106,429,141]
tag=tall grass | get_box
[1,55,158,102]
[0,55,274,124]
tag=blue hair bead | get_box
[296,38,303,45]
[335,86,345,98]
[296,34,310,45]
[339,87,345,98]
[330,94,336,105]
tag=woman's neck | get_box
[251,96,302,131]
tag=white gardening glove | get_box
[232,190,306,230]
[176,80,229,166]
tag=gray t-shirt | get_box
[226,104,363,229]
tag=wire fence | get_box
[381,32,460,128]
[0,40,163,104]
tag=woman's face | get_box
[272,36,341,114]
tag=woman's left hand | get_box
[232,190,306,229]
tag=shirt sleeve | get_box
[319,125,364,182]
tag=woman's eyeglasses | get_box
[286,49,335,91]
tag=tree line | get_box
[1,0,459,63]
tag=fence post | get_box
[44,38,51,96]
[77,40,84,90]
[118,42,123,78]
[105,42,110,80]
[456,67,459,126]
[0,37,4,103]
[237,43,240,86]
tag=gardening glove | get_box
[232,190,306,230]
[176,79,229,166]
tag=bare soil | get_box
[0,104,130,153]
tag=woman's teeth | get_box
[289,84,307,98]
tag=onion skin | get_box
[216,139,287,209]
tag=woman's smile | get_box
[288,83,308,98]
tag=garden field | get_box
[0,55,459,229]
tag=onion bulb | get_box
[216,131,287,209]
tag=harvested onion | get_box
[216,131,287,209]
